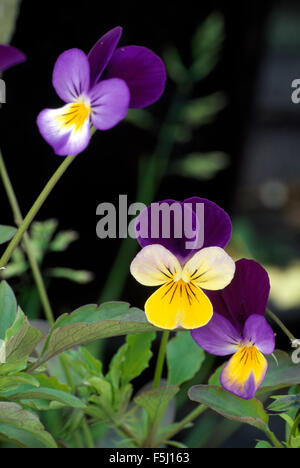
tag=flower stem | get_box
[288,411,300,447]
[266,308,296,343]
[0,149,55,324]
[265,428,284,449]
[153,331,170,389]
[0,155,76,269]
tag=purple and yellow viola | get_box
[191,259,275,400]
[0,44,25,72]
[37,26,166,156]
[130,198,235,330]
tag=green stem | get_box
[154,404,206,447]
[81,419,95,449]
[288,411,300,447]
[153,331,170,389]
[0,149,55,325]
[266,308,296,343]
[0,155,76,268]
[265,428,284,449]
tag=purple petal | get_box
[89,78,130,130]
[135,200,201,264]
[0,45,26,72]
[37,106,91,156]
[52,49,90,103]
[135,198,231,264]
[88,26,122,87]
[184,197,232,249]
[104,45,166,108]
[205,259,270,332]
[243,315,275,355]
[191,313,241,356]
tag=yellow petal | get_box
[130,244,182,286]
[221,345,268,399]
[182,246,235,290]
[145,280,213,330]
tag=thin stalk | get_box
[0,155,76,268]
[0,149,55,324]
[265,428,284,449]
[153,331,170,389]
[154,404,206,447]
[81,419,95,449]
[266,308,296,343]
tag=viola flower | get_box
[37,26,166,156]
[130,197,235,330]
[0,45,26,72]
[191,259,275,400]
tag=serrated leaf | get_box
[0,402,57,448]
[4,307,43,363]
[188,385,269,432]
[0,225,17,245]
[134,385,179,428]
[34,302,158,369]
[167,331,205,386]
[120,332,156,386]
[0,281,17,340]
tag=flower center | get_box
[58,101,91,132]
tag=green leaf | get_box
[0,225,17,245]
[0,373,40,392]
[0,281,17,340]
[290,435,300,448]
[163,46,188,84]
[0,402,57,448]
[181,93,226,127]
[49,230,79,252]
[4,307,43,362]
[167,332,205,386]
[46,267,94,284]
[134,385,179,428]
[125,109,156,131]
[268,395,300,413]
[2,384,85,409]
[172,152,229,181]
[255,440,273,448]
[188,385,269,432]
[191,12,224,80]
[120,332,156,386]
[35,302,158,369]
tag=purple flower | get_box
[37,26,166,156]
[0,45,26,72]
[130,198,235,330]
[191,259,275,400]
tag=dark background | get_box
[1,0,300,447]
